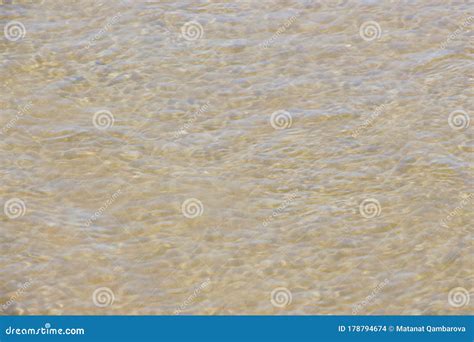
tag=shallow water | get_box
[0,0,472,315]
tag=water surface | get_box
[0,0,472,314]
